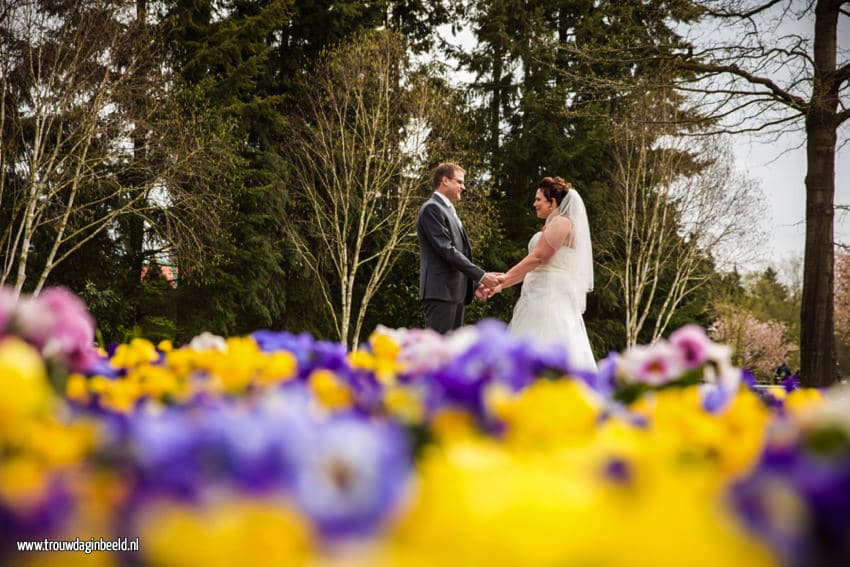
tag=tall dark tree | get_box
[162,0,451,340]
[161,0,295,339]
[455,0,705,354]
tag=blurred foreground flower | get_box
[5,286,850,566]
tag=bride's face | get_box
[533,189,557,219]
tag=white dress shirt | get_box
[433,192,462,227]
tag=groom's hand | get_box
[474,283,502,301]
[480,272,501,289]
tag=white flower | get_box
[188,331,227,352]
[618,340,686,386]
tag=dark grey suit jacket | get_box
[417,194,485,305]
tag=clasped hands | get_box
[475,272,506,300]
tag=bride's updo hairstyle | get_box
[537,176,573,206]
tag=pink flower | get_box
[17,287,97,373]
[669,325,712,370]
[378,325,478,375]
[618,341,686,386]
[14,295,55,348]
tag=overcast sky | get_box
[733,126,849,268]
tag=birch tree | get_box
[604,89,766,346]
[0,0,227,296]
[284,30,461,348]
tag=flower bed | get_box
[1,287,849,566]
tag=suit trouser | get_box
[423,299,465,334]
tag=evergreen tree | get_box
[455,0,706,353]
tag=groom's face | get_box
[442,170,465,204]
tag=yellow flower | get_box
[372,333,404,382]
[0,338,51,430]
[100,378,142,414]
[165,348,197,377]
[349,332,404,386]
[200,337,262,393]
[714,389,772,476]
[257,351,297,385]
[497,379,602,448]
[88,375,113,395]
[784,387,824,420]
[429,407,479,442]
[111,338,159,369]
[348,349,375,370]
[483,382,515,422]
[309,369,352,410]
[24,419,98,467]
[371,332,401,359]
[65,373,90,404]
[378,436,777,567]
[157,339,174,353]
[0,456,50,513]
[638,387,770,479]
[140,499,313,567]
[383,385,425,424]
[763,385,787,401]
[129,365,181,400]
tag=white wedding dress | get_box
[508,231,597,371]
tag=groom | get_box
[417,163,499,333]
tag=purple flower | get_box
[84,354,124,379]
[700,382,734,414]
[782,375,800,393]
[587,352,618,398]
[669,325,712,370]
[291,414,410,538]
[731,435,850,566]
[0,476,73,552]
[345,371,385,414]
[741,368,757,389]
[208,407,293,493]
[310,340,350,373]
[128,407,206,498]
[252,330,352,381]
[252,330,316,375]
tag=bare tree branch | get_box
[701,0,785,19]
[678,61,809,111]
[836,62,850,87]
[600,89,769,346]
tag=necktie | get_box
[449,205,463,228]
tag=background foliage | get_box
[2,0,842,382]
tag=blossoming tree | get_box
[710,308,795,379]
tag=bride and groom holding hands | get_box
[417,162,597,370]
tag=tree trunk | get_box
[490,45,503,160]
[800,0,840,386]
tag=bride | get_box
[489,176,596,370]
